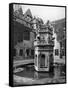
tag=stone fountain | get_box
[34,21,54,72]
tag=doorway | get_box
[40,54,45,68]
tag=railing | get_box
[34,40,54,46]
[38,29,53,35]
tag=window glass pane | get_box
[23,31,30,40]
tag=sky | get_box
[14,4,65,23]
[22,5,65,23]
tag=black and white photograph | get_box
[9,3,66,86]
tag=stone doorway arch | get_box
[40,54,45,68]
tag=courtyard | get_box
[13,58,66,86]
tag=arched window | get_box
[26,49,30,56]
[19,49,23,56]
